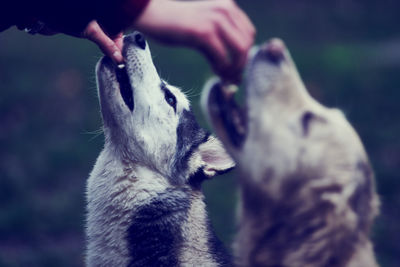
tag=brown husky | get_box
[202,39,380,267]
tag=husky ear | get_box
[198,136,235,177]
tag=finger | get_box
[215,15,250,82]
[83,21,124,63]
[231,9,256,60]
[217,0,255,42]
[113,33,124,51]
[198,33,231,79]
[232,2,256,38]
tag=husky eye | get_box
[164,88,177,112]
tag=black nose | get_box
[135,33,146,50]
[261,39,285,64]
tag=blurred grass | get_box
[1,0,400,266]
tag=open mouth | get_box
[205,81,247,148]
[115,65,134,111]
[204,40,287,149]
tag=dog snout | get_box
[261,38,285,64]
[134,33,146,50]
[124,32,147,50]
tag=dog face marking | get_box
[96,33,234,185]
[97,37,189,177]
[87,32,235,267]
[115,66,134,111]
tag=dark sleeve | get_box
[0,0,150,36]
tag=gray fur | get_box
[86,33,234,267]
[202,38,379,267]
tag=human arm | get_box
[0,0,150,64]
[2,0,255,82]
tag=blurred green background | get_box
[1,1,399,266]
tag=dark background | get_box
[1,1,399,266]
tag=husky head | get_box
[96,32,234,185]
[202,39,378,217]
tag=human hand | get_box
[82,21,124,64]
[134,0,256,84]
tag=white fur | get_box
[180,192,219,267]
[86,148,170,266]
[202,39,379,267]
[86,33,234,267]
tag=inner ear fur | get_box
[198,136,235,177]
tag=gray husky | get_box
[202,39,380,267]
[86,32,235,267]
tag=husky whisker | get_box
[86,32,235,267]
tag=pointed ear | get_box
[198,135,235,177]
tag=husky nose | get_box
[134,33,146,50]
[261,38,285,64]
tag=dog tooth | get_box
[226,85,238,93]
[222,84,238,99]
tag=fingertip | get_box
[111,50,124,64]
